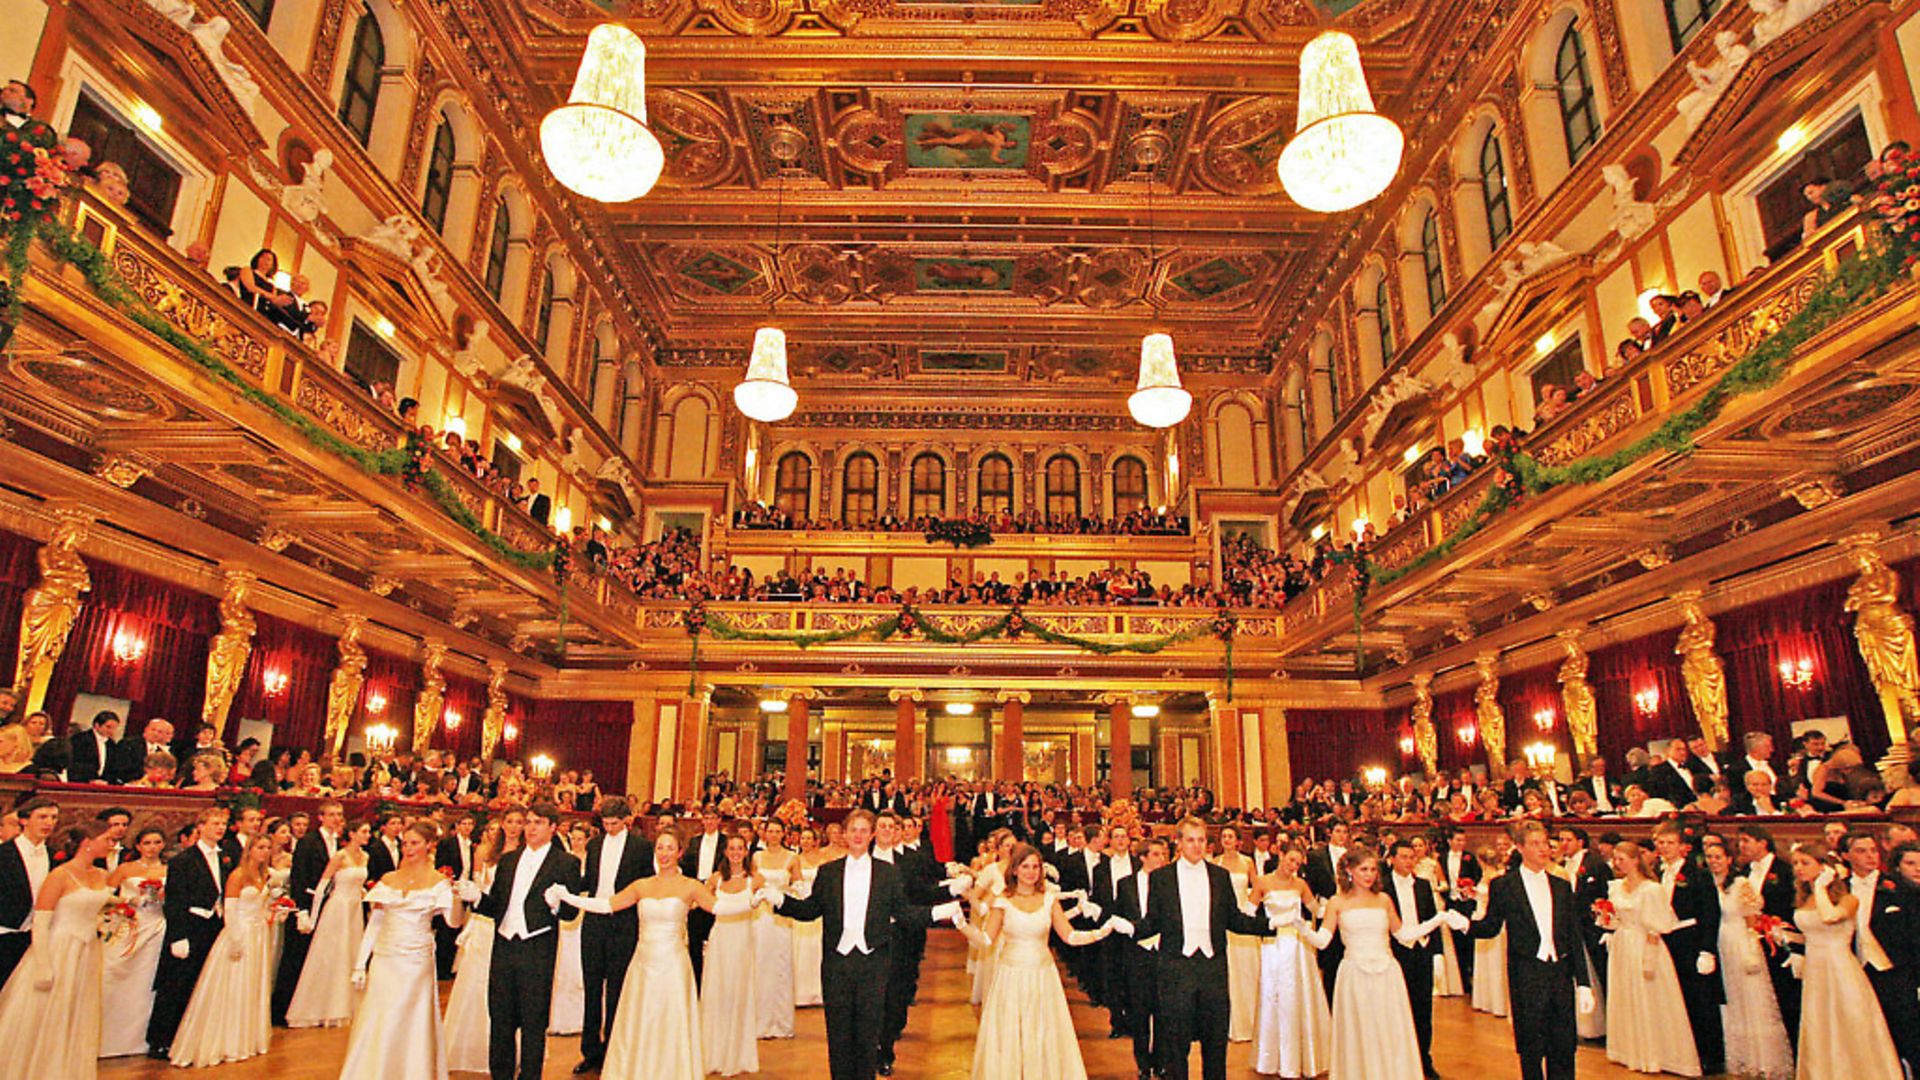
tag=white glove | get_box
[1061,889,1088,903]
[945,874,974,896]
[951,909,971,931]
[930,900,962,923]
[351,969,367,990]
[1815,867,1836,891]
[765,888,787,909]
[1442,910,1470,933]
[1080,900,1103,921]
[1768,924,1794,946]
[456,879,482,905]
[1696,953,1716,976]
[1300,925,1334,950]
[295,911,315,934]
[27,911,52,991]
[1268,905,1299,929]
[1044,864,1059,881]
[1108,916,1135,937]
[1599,932,1614,950]
[945,862,967,877]
[1787,954,1805,979]
[1576,986,1596,1015]
[543,882,569,910]
[170,939,190,959]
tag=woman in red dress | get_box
[929,782,955,864]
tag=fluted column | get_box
[997,691,1029,782]
[890,688,924,783]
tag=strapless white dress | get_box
[0,882,109,1080]
[1254,892,1332,1078]
[1329,906,1422,1080]
[288,863,366,1028]
[98,875,165,1057]
[336,880,454,1080]
[170,885,273,1067]
[755,864,795,1037]
[550,909,586,1035]
[701,887,758,1075]
[1225,867,1259,1042]
[791,863,823,1007]
[442,865,495,1075]
[603,895,703,1080]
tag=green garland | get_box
[2,218,553,572]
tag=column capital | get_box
[995,690,1031,705]
[888,688,925,703]
[1410,671,1434,692]
[1096,691,1132,707]
[785,687,824,702]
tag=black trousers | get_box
[1673,964,1725,1074]
[879,928,925,1061]
[435,915,460,980]
[580,913,636,1064]
[1508,956,1577,1080]
[1866,965,1920,1075]
[1104,936,1134,1034]
[147,926,219,1051]
[1396,946,1436,1075]
[1154,953,1230,1080]
[271,920,313,1024]
[823,945,892,1080]
[1121,946,1159,1074]
[687,908,713,988]
[490,932,558,1080]
[0,935,26,997]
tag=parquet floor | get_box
[98,932,1646,1079]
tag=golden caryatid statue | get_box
[324,614,368,758]
[12,512,92,697]
[480,659,509,761]
[201,571,256,732]
[1844,534,1920,746]
[1557,631,1599,759]
[1474,652,1506,772]
[1410,673,1438,777]
[1674,591,1729,751]
[412,639,447,756]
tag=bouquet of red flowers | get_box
[269,895,298,924]
[1870,145,1920,266]
[96,898,138,953]
[1590,897,1616,929]
[0,124,78,227]
[1748,912,1789,954]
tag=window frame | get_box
[842,452,880,524]
[1420,209,1447,315]
[1112,456,1149,516]
[1044,454,1082,520]
[1480,129,1513,249]
[773,451,812,519]
[1554,23,1601,165]
[976,453,1014,513]
[1664,0,1721,53]
[908,453,947,519]
[533,270,556,353]
[235,0,275,29]
[484,197,512,301]
[1373,276,1396,363]
[420,118,457,232]
[337,10,385,147]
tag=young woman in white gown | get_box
[1248,841,1332,1079]
[952,843,1114,1080]
[99,824,168,1058]
[752,821,799,1038]
[1470,846,1510,1018]
[967,830,1016,1005]
[791,827,828,1008]
[1214,825,1260,1044]
[444,812,518,1075]
[287,820,370,1028]
[549,823,592,1037]
[336,819,456,1080]
[1703,844,1792,1080]
[555,829,717,1080]
[700,833,762,1075]
[1600,840,1700,1077]
[0,820,115,1080]
[1788,843,1903,1080]
[170,834,275,1067]
[1321,848,1451,1080]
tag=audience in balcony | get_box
[1802,175,1854,232]
[731,503,1190,537]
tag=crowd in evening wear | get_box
[3,698,1920,1080]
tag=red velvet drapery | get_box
[0,529,39,681]
[226,611,336,752]
[1714,577,1890,760]
[352,648,418,759]
[523,697,632,793]
[1431,685,1482,777]
[1585,628,1693,767]
[433,671,488,764]
[1495,661,1577,765]
[1284,707,1396,786]
[41,560,218,731]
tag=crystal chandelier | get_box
[1129,155,1190,429]
[540,24,665,203]
[734,147,798,423]
[1278,30,1404,213]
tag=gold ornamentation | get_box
[1410,672,1437,777]
[256,526,297,553]
[1633,545,1673,570]
[91,453,156,489]
[201,571,256,731]
[412,640,447,756]
[324,614,368,758]
[1674,590,1729,751]
[1474,652,1505,771]
[369,576,400,598]
[1785,476,1844,510]
[11,511,91,696]
[1557,630,1598,759]
[1524,590,1555,612]
[480,660,510,762]
[1843,533,1920,745]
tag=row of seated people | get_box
[732,504,1191,537]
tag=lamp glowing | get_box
[1277,31,1404,213]
[1778,658,1815,690]
[945,746,972,765]
[367,691,387,715]
[1131,703,1161,719]
[734,327,797,423]
[503,722,519,743]
[540,24,665,203]
[1399,735,1416,756]
[1129,333,1191,428]
[1524,741,1557,770]
[944,701,976,716]
[1363,766,1388,788]
[1633,687,1660,718]
[1460,428,1486,458]
[262,669,290,697]
[760,698,789,713]
[1457,723,1477,746]
[1533,707,1556,730]
[554,506,574,534]
[444,707,462,731]
[365,722,399,754]
[111,628,147,665]
[529,753,556,780]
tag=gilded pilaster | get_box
[1557,630,1598,760]
[412,639,448,755]
[1410,672,1438,777]
[201,570,257,733]
[1474,652,1505,772]
[324,614,369,758]
[1674,590,1730,751]
[12,509,91,701]
[480,659,510,762]
[1843,532,1920,748]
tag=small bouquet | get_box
[682,601,707,637]
[97,898,138,953]
[269,895,299,924]
[134,877,165,908]
[1005,609,1027,638]
[1454,878,1477,902]
[0,125,79,227]
[1748,913,1789,954]
[773,798,808,828]
[1590,897,1616,930]
[895,605,918,638]
[1211,607,1239,640]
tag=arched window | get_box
[237,0,274,28]
[908,453,946,518]
[1044,455,1081,519]
[1555,24,1600,164]
[1665,0,1721,51]
[977,454,1013,513]
[843,452,879,524]
[1419,209,1447,315]
[533,271,556,352]
[1480,129,1513,249]
[338,9,385,147]
[484,197,511,300]
[1374,277,1396,363]
[1113,456,1149,516]
[773,452,811,519]
[420,118,457,232]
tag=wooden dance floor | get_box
[98,932,1642,1079]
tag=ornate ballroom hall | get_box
[4,0,1920,1075]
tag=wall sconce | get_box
[1778,658,1815,690]
[1524,741,1557,770]
[1533,707,1556,731]
[1399,735,1416,756]
[1460,428,1485,458]
[502,722,519,743]
[444,707,462,731]
[1633,687,1660,718]
[262,669,290,697]
[529,753,556,780]
[1363,766,1388,788]
[944,746,972,765]
[365,722,399,755]
[110,628,147,665]
[1456,723,1477,746]
[366,691,388,715]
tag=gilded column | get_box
[1474,652,1506,773]
[1410,673,1438,777]
[480,659,510,762]
[997,691,1029,783]
[324,614,369,759]
[12,509,91,700]
[201,570,257,735]
[412,639,447,756]
[890,688,924,783]
[1843,532,1920,748]
[1674,590,1730,751]
[1557,630,1599,761]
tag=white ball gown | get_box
[1328,905,1422,1080]
[602,895,702,1080]
[1715,882,1791,1080]
[754,864,795,1037]
[1602,879,1700,1077]
[0,882,109,1080]
[1793,905,1902,1080]
[335,879,455,1080]
[790,863,822,1008]
[1225,867,1259,1043]
[970,861,1007,1005]
[441,864,496,1075]
[287,863,367,1028]
[1470,883,1509,1017]
[98,874,165,1057]
[1253,892,1332,1079]
[969,893,1089,1080]
[169,885,273,1067]
[549,912,586,1035]
[700,885,759,1076]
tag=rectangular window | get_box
[1528,334,1587,414]
[1756,113,1871,261]
[66,91,184,237]
[490,443,522,483]
[343,319,403,393]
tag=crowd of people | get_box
[732,504,1192,538]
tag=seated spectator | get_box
[1612,339,1643,373]
[1535,384,1571,423]
[1677,290,1707,323]
[1648,294,1680,342]
[1697,269,1732,307]
[1801,175,1852,233]
[1570,369,1600,400]
[1626,316,1656,351]
[126,750,177,789]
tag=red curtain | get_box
[1431,685,1483,776]
[0,529,39,680]
[1284,707,1396,786]
[1496,661,1577,765]
[353,648,418,759]
[1714,577,1890,760]
[523,697,632,793]
[41,560,218,731]
[227,611,336,752]
[1588,627,1694,767]
[434,670,488,763]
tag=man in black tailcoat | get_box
[574,798,651,1074]
[1468,820,1595,1080]
[272,799,343,1025]
[1654,820,1724,1076]
[1385,839,1443,1079]
[147,806,234,1059]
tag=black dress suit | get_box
[1660,859,1724,1074]
[473,842,582,1080]
[1644,760,1699,806]
[578,831,653,1065]
[1870,877,1920,1075]
[0,838,46,989]
[1129,860,1273,1080]
[366,833,402,888]
[147,842,234,1053]
[1065,850,1110,1004]
[1110,869,1160,1075]
[1574,775,1622,813]
[272,829,335,1023]
[1741,855,1800,1049]
[434,833,477,979]
[1384,872,1442,1075]
[1439,847,1479,993]
[1302,845,1347,996]
[680,830,726,985]
[1563,850,1613,991]
[1469,865,1591,1080]
[778,852,943,1080]
[875,845,941,1065]
[1094,853,1135,1033]
[67,727,122,784]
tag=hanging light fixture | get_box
[1278,30,1404,213]
[541,24,665,203]
[1130,147,1191,429]
[734,135,798,423]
